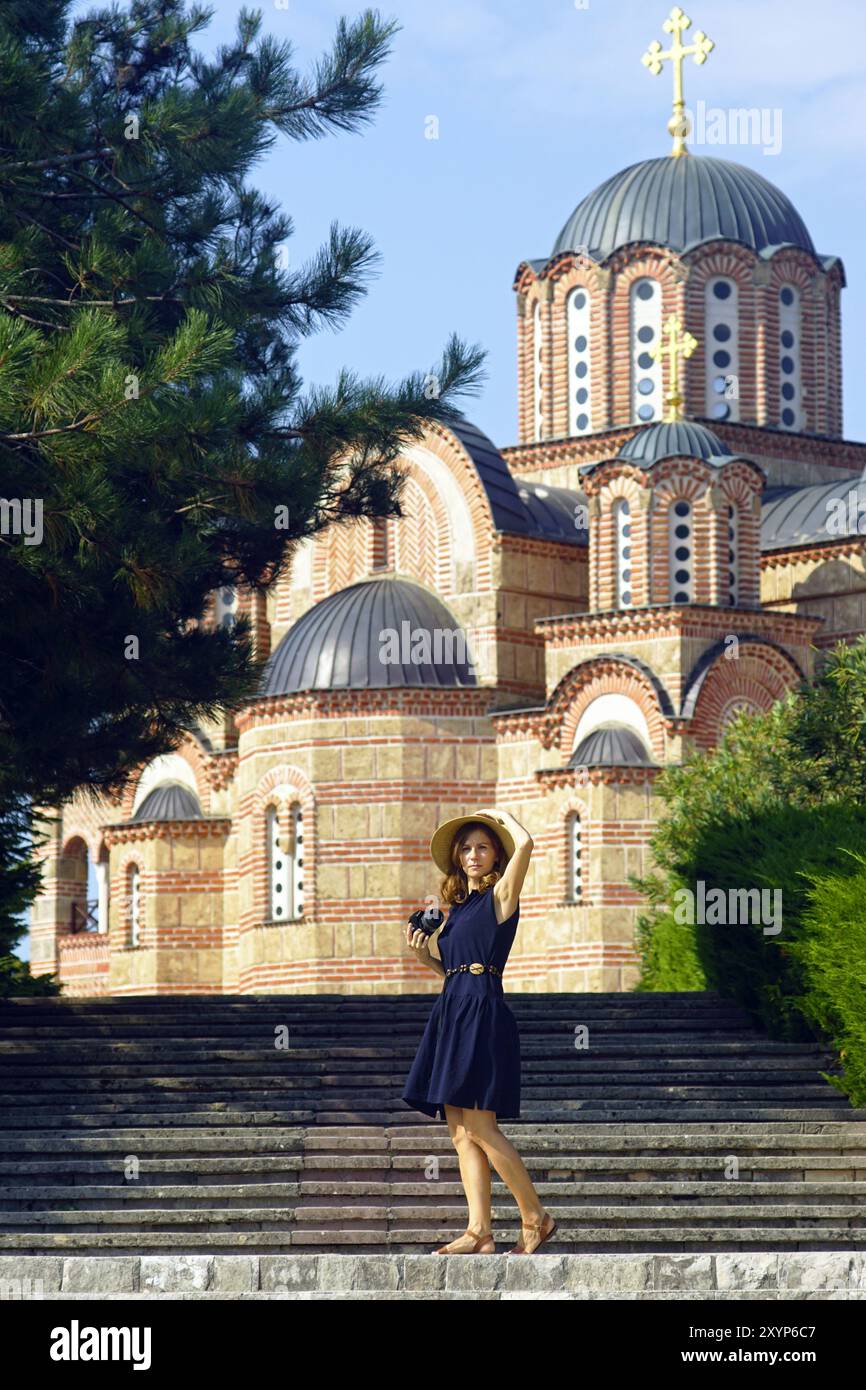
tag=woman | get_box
[401,807,557,1256]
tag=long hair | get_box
[439,820,507,906]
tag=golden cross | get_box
[642,6,714,157]
[650,315,698,421]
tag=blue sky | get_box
[185,0,866,447]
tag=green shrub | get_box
[785,853,866,1108]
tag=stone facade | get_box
[28,157,866,999]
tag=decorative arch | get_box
[606,248,685,426]
[547,270,596,438]
[112,847,146,945]
[594,472,649,609]
[766,251,816,434]
[682,637,805,748]
[682,242,757,421]
[59,834,92,935]
[243,766,315,931]
[573,692,653,750]
[547,654,674,760]
[560,794,591,904]
[303,423,505,606]
[649,468,708,604]
[130,751,201,816]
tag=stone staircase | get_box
[1,992,864,1299]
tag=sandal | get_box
[508,1211,557,1255]
[434,1228,496,1254]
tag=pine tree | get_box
[0,0,486,978]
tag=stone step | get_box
[0,1083,847,1119]
[3,1251,866,1299]
[3,1200,866,1230]
[4,1178,866,1207]
[0,1007,759,1030]
[1,993,860,1267]
[2,1123,865,1150]
[2,1226,866,1255]
[0,1032,800,1057]
[2,1151,865,1183]
[0,1056,837,1089]
[0,989,753,1007]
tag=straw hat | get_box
[430,811,516,876]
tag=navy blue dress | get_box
[401,886,521,1120]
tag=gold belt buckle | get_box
[469,962,484,975]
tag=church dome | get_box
[617,420,729,464]
[132,782,202,822]
[552,155,815,261]
[569,724,655,768]
[261,577,478,696]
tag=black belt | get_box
[444,962,503,980]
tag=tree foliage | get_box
[0,2,487,976]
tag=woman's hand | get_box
[474,807,532,843]
[406,924,433,964]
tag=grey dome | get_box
[449,418,586,546]
[569,724,655,768]
[761,480,865,552]
[516,480,588,543]
[261,577,478,695]
[132,782,202,822]
[618,420,729,464]
[552,155,815,261]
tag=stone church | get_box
[29,42,866,1000]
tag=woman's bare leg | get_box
[461,1105,550,1250]
[436,1104,495,1251]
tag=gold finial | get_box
[642,6,715,157]
[650,315,698,421]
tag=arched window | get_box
[705,277,739,422]
[214,586,238,629]
[778,283,802,430]
[127,865,141,948]
[291,803,305,919]
[267,805,290,921]
[613,498,632,608]
[267,803,304,921]
[567,287,592,435]
[533,299,544,440]
[727,504,738,605]
[96,849,110,934]
[630,278,661,422]
[567,811,583,902]
[668,500,693,603]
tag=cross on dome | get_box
[641,6,715,158]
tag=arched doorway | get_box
[60,836,97,934]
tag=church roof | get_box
[569,724,656,768]
[132,782,202,822]
[550,155,816,262]
[260,577,478,695]
[617,420,731,464]
[448,419,587,544]
[761,480,865,551]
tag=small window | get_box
[568,812,583,902]
[631,279,661,421]
[128,866,141,948]
[668,501,693,602]
[267,803,304,922]
[614,499,632,609]
[705,277,739,422]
